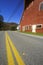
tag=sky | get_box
[0,0,24,23]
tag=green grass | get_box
[21,32,43,36]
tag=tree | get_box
[11,26,17,30]
[0,15,4,22]
[0,15,4,30]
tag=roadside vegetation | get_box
[21,31,43,36]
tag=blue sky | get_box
[0,0,24,23]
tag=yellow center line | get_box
[5,32,15,65]
[6,32,25,65]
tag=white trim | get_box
[36,24,42,26]
[39,1,43,11]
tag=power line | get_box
[7,0,23,22]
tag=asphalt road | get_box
[0,31,43,65]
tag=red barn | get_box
[20,0,43,33]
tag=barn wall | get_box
[20,0,43,33]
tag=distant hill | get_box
[0,22,18,30]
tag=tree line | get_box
[0,15,18,30]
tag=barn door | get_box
[32,25,36,33]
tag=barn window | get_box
[22,26,25,31]
[36,24,42,29]
[25,25,29,30]
[39,2,43,11]
[29,25,32,30]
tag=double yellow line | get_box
[5,32,25,65]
